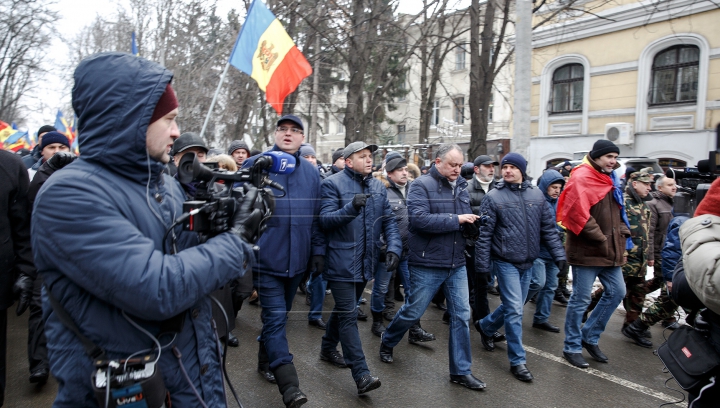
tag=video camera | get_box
[665,124,720,215]
[175,151,296,236]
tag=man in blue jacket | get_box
[474,153,566,382]
[380,144,487,391]
[526,169,566,333]
[31,52,262,408]
[241,114,325,408]
[319,141,401,395]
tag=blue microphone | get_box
[259,151,296,174]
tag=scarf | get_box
[557,155,633,250]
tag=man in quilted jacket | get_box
[474,152,566,382]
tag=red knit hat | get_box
[695,177,720,217]
[150,83,178,124]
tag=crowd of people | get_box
[0,51,705,408]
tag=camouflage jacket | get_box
[622,191,651,277]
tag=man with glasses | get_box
[241,114,325,408]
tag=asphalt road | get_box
[4,285,688,408]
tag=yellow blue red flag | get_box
[55,110,76,147]
[229,0,312,115]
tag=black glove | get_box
[46,151,77,170]
[461,221,480,240]
[556,260,567,273]
[352,194,370,210]
[230,186,264,243]
[386,252,400,272]
[310,255,325,278]
[13,273,34,316]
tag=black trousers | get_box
[0,308,6,407]
[28,277,48,373]
[464,245,490,321]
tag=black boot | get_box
[408,322,435,343]
[553,291,568,306]
[622,319,653,348]
[371,312,386,337]
[258,343,276,383]
[274,364,308,408]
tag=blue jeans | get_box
[564,265,625,353]
[255,273,305,370]
[528,258,559,324]
[306,274,327,321]
[384,265,472,376]
[322,280,369,381]
[371,260,392,313]
[479,260,532,366]
[396,258,410,299]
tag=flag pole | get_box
[200,61,231,139]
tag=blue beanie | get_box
[41,131,70,150]
[501,152,527,175]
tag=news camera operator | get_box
[31,52,265,407]
[671,177,720,406]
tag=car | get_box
[615,157,663,181]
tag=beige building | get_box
[527,0,720,178]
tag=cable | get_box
[172,346,210,408]
[690,376,716,408]
[658,377,686,407]
[122,333,177,373]
[210,295,244,408]
[121,311,163,366]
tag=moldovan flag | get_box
[228,0,312,115]
[0,120,15,144]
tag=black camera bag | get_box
[657,325,720,391]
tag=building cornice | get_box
[531,0,719,49]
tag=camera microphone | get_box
[255,151,297,175]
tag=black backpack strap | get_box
[45,287,106,360]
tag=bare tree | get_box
[0,0,57,122]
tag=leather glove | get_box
[46,151,77,170]
[230,186,264,243]
[556,260,567,273]
[386,252,400,272]
[352,194,371,210]
[310,255,325,278]
[13,273,34,316]
[461,221,480,240]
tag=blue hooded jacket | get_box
[537,169,566,260]
[661,215,689,282]
[32,53,251,407]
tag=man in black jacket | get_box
[474,153,566,382]
[0,150,36,404]
[466,155,502,333]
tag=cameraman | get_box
[676,177,720,406]
[31,52,260,407]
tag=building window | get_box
[650,45,699,105]
[455,43,466,70]
[488,92,494,122]
[551,63,584,113]
[431,99,440,126]
[397,125,406,144]
[453,97,465,124]
[337,116,344,134]
[397,79,407,102]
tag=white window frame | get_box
[431,99,440,126]
[635,33,709,132]
[538,54,590,137]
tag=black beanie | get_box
[589,139,620,160]
[37,125,56,136]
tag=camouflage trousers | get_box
[623,275,663,324]
[639,283,680,326]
